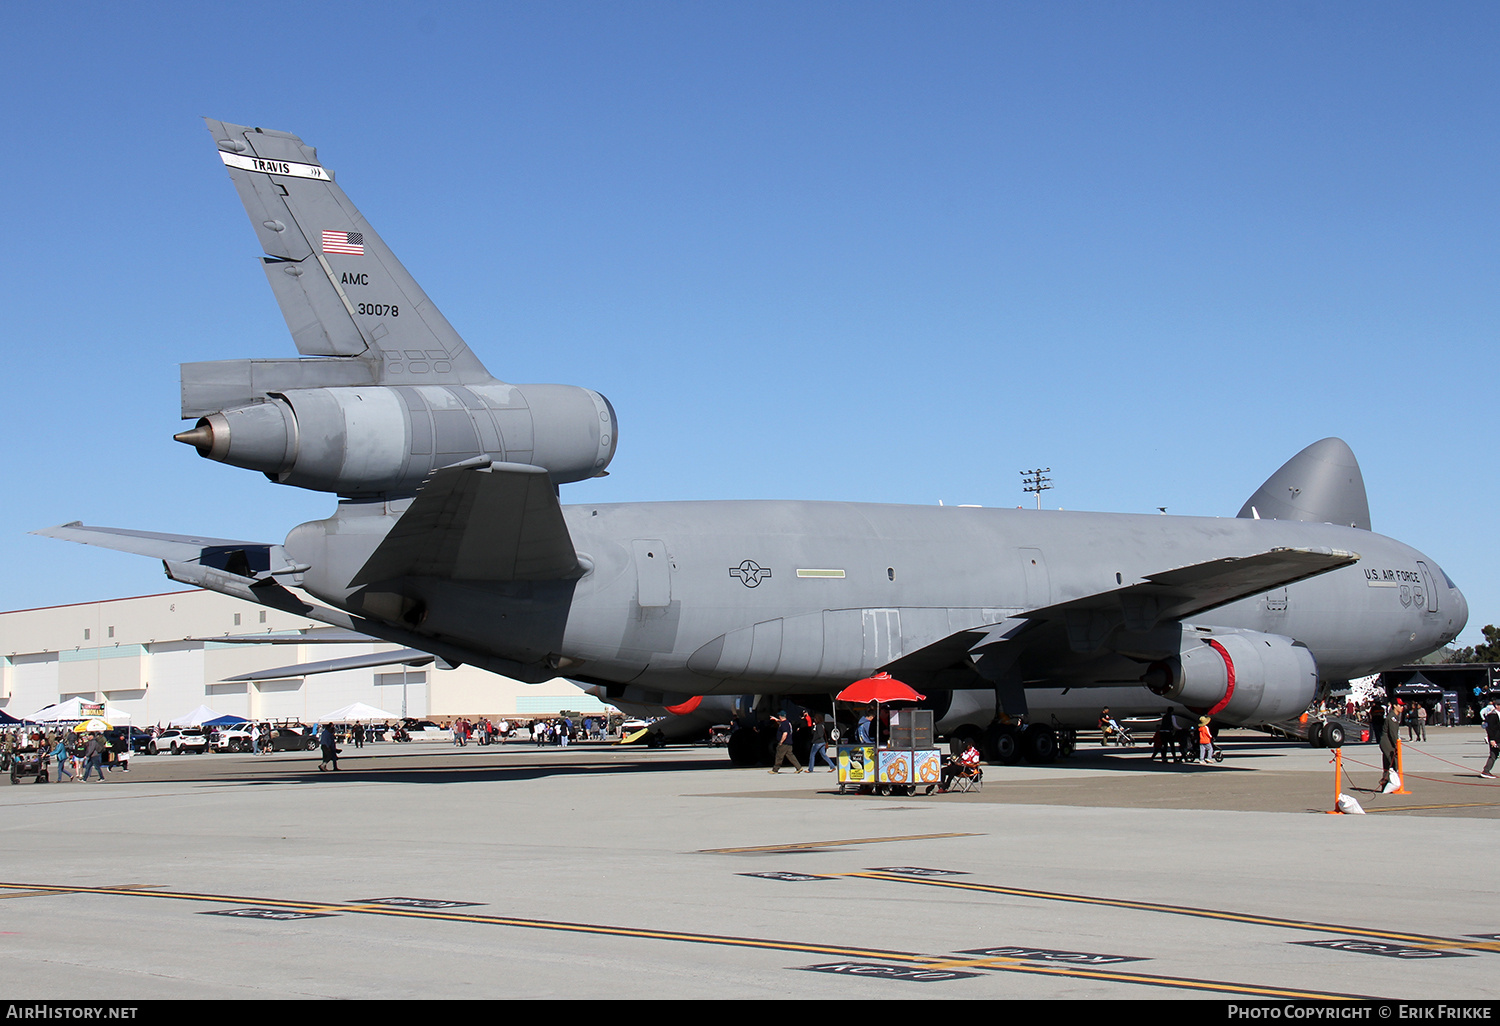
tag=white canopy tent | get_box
[28,698,132,724]
[318,702,400,723]
[169,705,225,727]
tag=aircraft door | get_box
[1416,561,1438,613]
[632,540,672,609]
[1017,548,1051,609]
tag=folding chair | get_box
[948,763,983,793]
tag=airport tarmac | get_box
[3,728,1499,1001]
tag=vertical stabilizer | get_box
[1237,437,1371,530]
[204,118,493,384]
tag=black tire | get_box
[147,742,158,756]
[1307,723,1325,748]
[1022,724,1058,764]
[726,727,763,767]
[306,739,319,751]
[1325,723,1345,748]
[985,724,1020,765]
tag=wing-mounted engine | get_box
[1139,625,1317,724]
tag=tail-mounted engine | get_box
[176,380,616,495]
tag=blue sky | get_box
[1,2,1494,644]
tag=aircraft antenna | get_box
[1021,467,1052,509]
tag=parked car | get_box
[210,726,255,752]
[1263,712,1371,748]
[150,728,210,755]
[398,719,450,742]
[262,725,320,752]
[104,726,155,754]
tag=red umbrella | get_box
[837,672,924,705]
[836,673,925,790]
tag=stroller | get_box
[1100,717,1135,746]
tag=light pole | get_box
[1021,468,1052,509]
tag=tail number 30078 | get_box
[356,303,399,317]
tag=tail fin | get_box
[204,118,492,383]
[1237,437,1371,531]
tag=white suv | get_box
[150,729,210,755]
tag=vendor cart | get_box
[835,694,942,796]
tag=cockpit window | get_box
[1438,564,1456,589]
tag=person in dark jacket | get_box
[1479,698,1500,779]
[318,722,340,772]
[1377,700,1402,788]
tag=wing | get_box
[204,118,490,380]
[351,462,583,586]
[218,649,435,682]
[1025,545,1360,652]
[885,546,1359,685]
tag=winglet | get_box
[1238,438,1371,531]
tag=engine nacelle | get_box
[176,382,616,495]
[1141,626,1317,725]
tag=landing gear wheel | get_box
[726,728,763,767]
[984,724,1020,765]
[1022,724,1058,764]
[1324,723,1345,748]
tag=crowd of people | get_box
[1,727,130,781]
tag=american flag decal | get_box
[322,230,364,255]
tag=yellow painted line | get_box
[699,831,980,854]
[0,880,1368,999]
[849,872,1500,954]
[1363,802,1500,814]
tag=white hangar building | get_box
[0,588,614,726]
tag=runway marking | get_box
[1362,802,1500,814]
[848,871,1500,954]
[697,831,979,854]
[0,880,1368,999]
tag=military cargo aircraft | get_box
[39,120,1468,764]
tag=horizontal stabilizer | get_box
[219,648,434,682]
[32,523,292,578]
[351,462,582,586]
[35,522,549,683]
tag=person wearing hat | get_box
[768,713,804,774]
[1196,716,1213,764]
